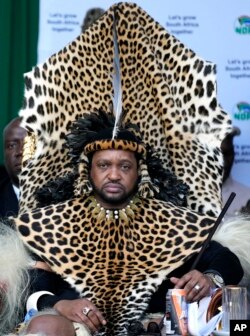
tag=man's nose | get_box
[15,142,24,156]
[108,167,121,180]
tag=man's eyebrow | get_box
[5,140,18,145]
[6,137,21,141]
[95,159,133,164]
[96,158,110,163]
[120,159,133,163]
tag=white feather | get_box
[112,10,123,139]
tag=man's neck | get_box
[94,195,133,210]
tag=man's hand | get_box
[54,298,106,334]
[170,270,215,302]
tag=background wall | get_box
[37,0,250,190]
[1,0,249,201]
[0,0,39,164]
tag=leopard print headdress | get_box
[19,2,232,216]
[65,9,159,200]
[62,110,187,205]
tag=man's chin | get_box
[104,194,124,204]
[100,191,129,206]
[15,166,22,173]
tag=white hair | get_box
[0,224,31,335]
[213,214,250,284]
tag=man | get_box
[14,112,243,336]
[8,3,246,334]
[221,126,250,217]
[0,117,27,217]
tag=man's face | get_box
[90,149,138,208]
[4,120,27,187]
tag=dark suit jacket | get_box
[0,176,19,218]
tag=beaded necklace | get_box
[88,195,140,222]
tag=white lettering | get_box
[241,323,247,330]
[234,324,241,331]
[234,323,248,331]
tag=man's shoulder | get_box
[0,177,18,217]
[0,176,12,193]
[0,177,16,205]
[0,164,8,180]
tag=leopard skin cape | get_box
[18,2,231,217]
[12,2,233,335]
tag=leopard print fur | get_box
[13,3,232,334]
[19,2,231,217]
[15,196,215,335]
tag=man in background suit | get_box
[221,126,250,217]
[0,117,27,217]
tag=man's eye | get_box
[98,163,108,169]
[7,143,16,150]
[121,165,130,170]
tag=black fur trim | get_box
[35,173,76,207]
[35,111,188,207]
[145,145,188,206]
[66,110,142,165]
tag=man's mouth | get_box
[13,162,22,174]
[103,183,124,193]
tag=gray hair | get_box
[0,224,30,335]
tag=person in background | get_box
[221,126,250,217]
[0,163,9,181]
[81,7,105,32]
[240,199,250,214]
[0,117,27,218]
[221,127,250,320]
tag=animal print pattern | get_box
[13,3,232,334]
[15,196,215,335]
[19,2,231,216]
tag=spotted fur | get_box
[14,196,215,335]
[19,2,231,217]
[14,3,232,334]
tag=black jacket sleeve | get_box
[29,268,80,310]
[172,240,244,284]
[146,240,244,313]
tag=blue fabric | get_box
[24,308,37,323]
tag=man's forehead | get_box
[5,126,26,140]
[93,149,136,160]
